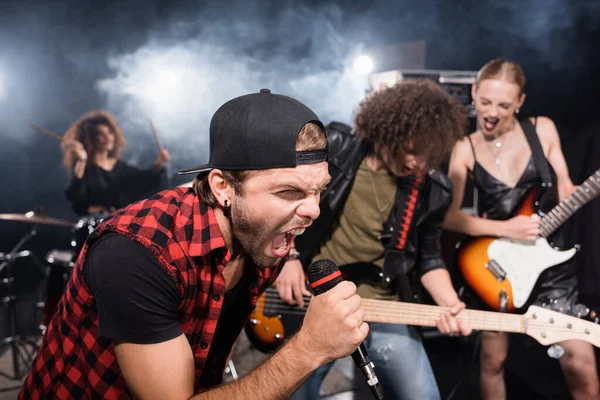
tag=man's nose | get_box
[297,195,320,221]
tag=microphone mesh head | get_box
[308,258,341,295]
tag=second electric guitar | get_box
[458,169,600,311]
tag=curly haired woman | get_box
[276,79,470,400]
[61,110,170,216]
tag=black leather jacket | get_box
[295,122,454,302]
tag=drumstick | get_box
[148,120,164,151]
[31,124,62,141]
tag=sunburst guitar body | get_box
[458,169,600,311]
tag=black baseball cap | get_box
[178,88,327,176]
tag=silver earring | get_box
[515,108,520,115]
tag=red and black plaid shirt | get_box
[20,188,282,399]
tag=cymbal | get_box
[0,212,74,227]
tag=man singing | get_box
[20,89,368,400]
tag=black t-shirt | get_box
[85,233,243,344]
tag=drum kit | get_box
[0,210,108,383]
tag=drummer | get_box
[61,110,170,216]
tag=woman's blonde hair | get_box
[476,58,526,96]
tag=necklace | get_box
[483,119,515,165]
[368,172,395,221]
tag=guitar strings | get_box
[253,295,597,337]
[258,291,550,325]
[253,303,597,337]
[259,288,596,330]
[258,289,557,324]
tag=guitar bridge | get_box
[485,259,506,282]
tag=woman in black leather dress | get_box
[444,59,599,400]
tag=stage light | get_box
[155,69,179,93]
[142,67,187,114]
[353,55,374,75]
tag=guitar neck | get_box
[540,170,600,237]
[362,298,524,333]
[256,288,600,348]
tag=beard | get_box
[231,195,287,268]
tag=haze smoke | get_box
[96,3,370,170]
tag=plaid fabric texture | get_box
[20,188,282,399]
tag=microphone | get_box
[307,258,384,400]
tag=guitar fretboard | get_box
[257,289,600,347]
[260,289,524,333]
[540,170,600,237]
[362,298,525,333]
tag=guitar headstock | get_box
[523,305,600,347]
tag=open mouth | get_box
[271,228,306,258]
[401,165,414,175]
[483,117,499,131]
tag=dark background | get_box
[0,0,598,398]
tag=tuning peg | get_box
[572,304,590,318]
[547,344,565,359]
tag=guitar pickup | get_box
[485,260,506,282]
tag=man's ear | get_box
[208,169,234,207]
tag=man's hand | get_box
[296,281,368,365]
[276,259,311,307]
[435,301,472,336]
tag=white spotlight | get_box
[155,69,179,91]
[353,55,374,75]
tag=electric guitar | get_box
[458,169,600,312]
[245,262,600,353]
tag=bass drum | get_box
[0,251,46,347]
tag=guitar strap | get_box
[382,173,423,303]
[521,118,552,186]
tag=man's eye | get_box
[277,190,303,199]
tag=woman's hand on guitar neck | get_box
[276,259,311,307]
[501,214,541,241]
